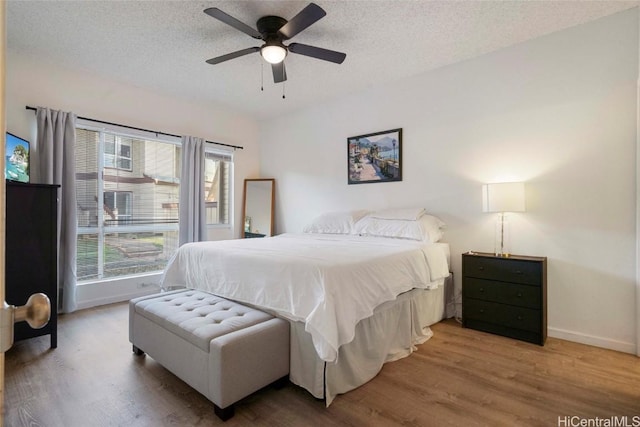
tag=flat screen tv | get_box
[5,132,30,183]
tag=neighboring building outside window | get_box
[75,126,233,283]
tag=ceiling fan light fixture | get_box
[204,4,347,84]
[261,44,287,64]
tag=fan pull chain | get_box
[260,62,264,92]
[282,67,286,99]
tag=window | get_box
[75,127,234,283]
[103,191,132,225]
[204,150,232,225]
[104,135,132,170]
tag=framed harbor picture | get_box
[348,128,402,184]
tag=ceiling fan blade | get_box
[278,3,326,40]
[272,62,287,83]
[204,8,262,39]
[288,43,346,64]
[206,47,260,65]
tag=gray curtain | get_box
[179,136,206,245]
[36,107,78,313]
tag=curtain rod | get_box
[25,106,243,150]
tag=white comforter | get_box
[161,233,450,363]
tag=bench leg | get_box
[132,345,145,356]
[214,404,234,421]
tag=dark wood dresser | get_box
[5,182,59,348]
[462,252,547,345]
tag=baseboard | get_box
[76,287,159,310]
[548,327,636,355]
[76,273,163,310]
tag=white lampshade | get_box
[261,45,287,64]
[482,182,526,213]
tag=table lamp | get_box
[482,182,526,257]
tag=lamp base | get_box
[494,213,511,257]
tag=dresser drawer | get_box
[463,298,541,333]
[464,278,540,309]
[463,255,542,285]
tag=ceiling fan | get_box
[204,3,346,84]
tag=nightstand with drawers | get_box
[462,252,547,345]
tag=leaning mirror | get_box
[242,178,275,238]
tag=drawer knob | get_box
[517,293,522,298]
[514,270,523,275]
[517,315,523,320]
[479,309,484,313]
[479,288,484,293]
[478,266,484,271]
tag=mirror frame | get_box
[241,178,275,238]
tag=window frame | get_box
[75,121,234,284]
[76,123,180,282]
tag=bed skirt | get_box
[288,280,451,405]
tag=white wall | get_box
[5,52,261,308]
[259,10,639,354]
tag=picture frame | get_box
[348,128,402,185]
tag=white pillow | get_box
[369,207,426,221]
[353,214,445,242]
[303,210,369,234]
[419,214,446,243]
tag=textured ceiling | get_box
[7,1,639,121]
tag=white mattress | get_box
[161,233,450,363]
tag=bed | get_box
[160,210,451,405]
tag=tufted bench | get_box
[129,289,289,421]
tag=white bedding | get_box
[161,233,450,363]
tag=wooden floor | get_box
[4,302,640,427]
